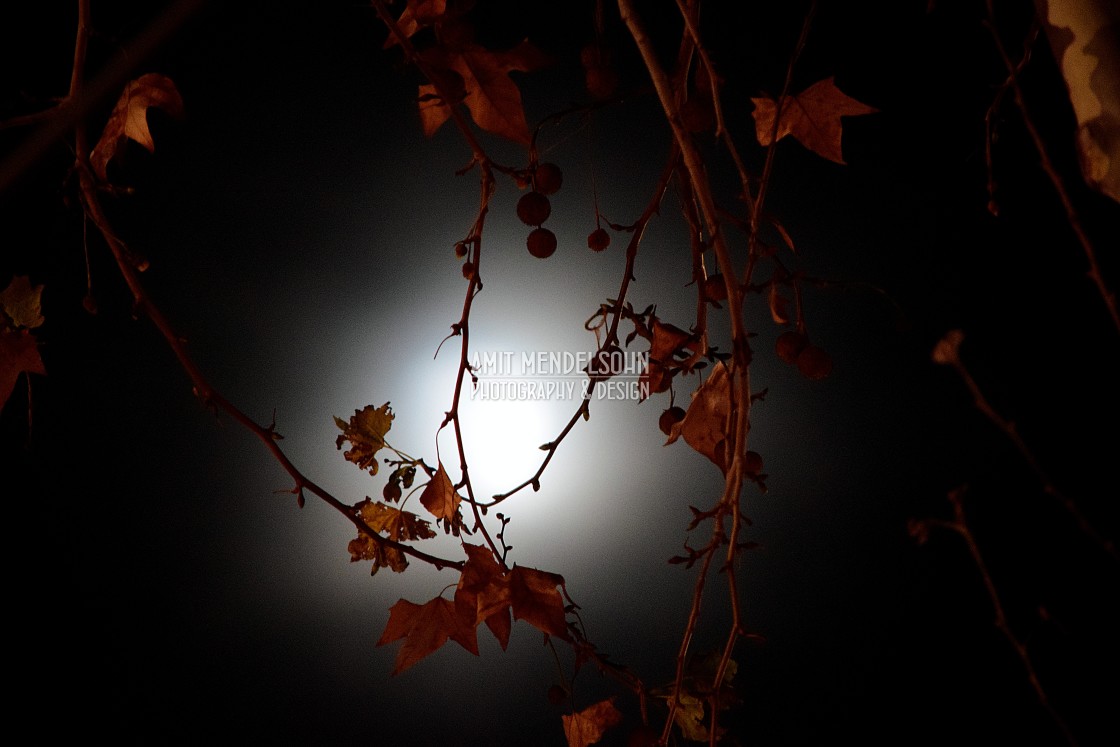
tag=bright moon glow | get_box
[456,385,574,506]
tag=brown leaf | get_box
[377,596,479,675]
[356,499,436,542]
[562,698,624,747]
[509,565,569,640]
[0,330,46,412]
[346,534,409,575]
[0,275,45,329]
[418,40,547,144]
[420,463,462,520]
[334,403,394,475]
[666,361,731,473]
[751,76,876,164]
[482,605,512,651]
[455,543,512,648]
[90,73,184,181]
[641,318,696,397]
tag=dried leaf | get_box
[509,565,569,640]
[377,596,479,675]
[334,403,394,475]
[90,73,184,181]
[356,499,436,542]
[420,463,461,520]
[751,76,876,164]
[562,698,623,747]
[0,276,45,329]
[347,533,409,575]
[455,543,513,649]
[641,318,696,397]
[666,362,731,473]
[673,693,707,742]
[418,40,547,143]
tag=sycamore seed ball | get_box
[659,406,686,436]
[526,227,557,258]
[517,191,552,226]
[587,227,610,252]
[534,162,563,195]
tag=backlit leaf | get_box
[751,76,876,164]
[335,403,394,475]
[420,462,461,520]
[356,499,436,542]
[641,317,697,397]
[417,40,547,143]
[666,362,731,473]
[90,73,184,181]
[509,565,569,640]
[562,698,623,747]
[347,533,409,575]
[455,543,513,649]
[377,596,479,675]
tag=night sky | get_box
[3,1,1120,745]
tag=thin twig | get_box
[984,23,1039,216]
[933,330,1117,562]
[618,1,763,742]
[919,488,1079,746]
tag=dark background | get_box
[3,1,1119,744]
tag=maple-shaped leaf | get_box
[347,533,409,575]
[356,499,436,542]
[377,596,479,675]
[455,543,513,649]
[90,73,184,181]
[418,40,547,144]
[420,462,462,520]
[509,565,569,640]
[666,362,731,473]
[0,276,45,329]
[751,76,876,165]
[562,698,623,747]
[335,403,394,475]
